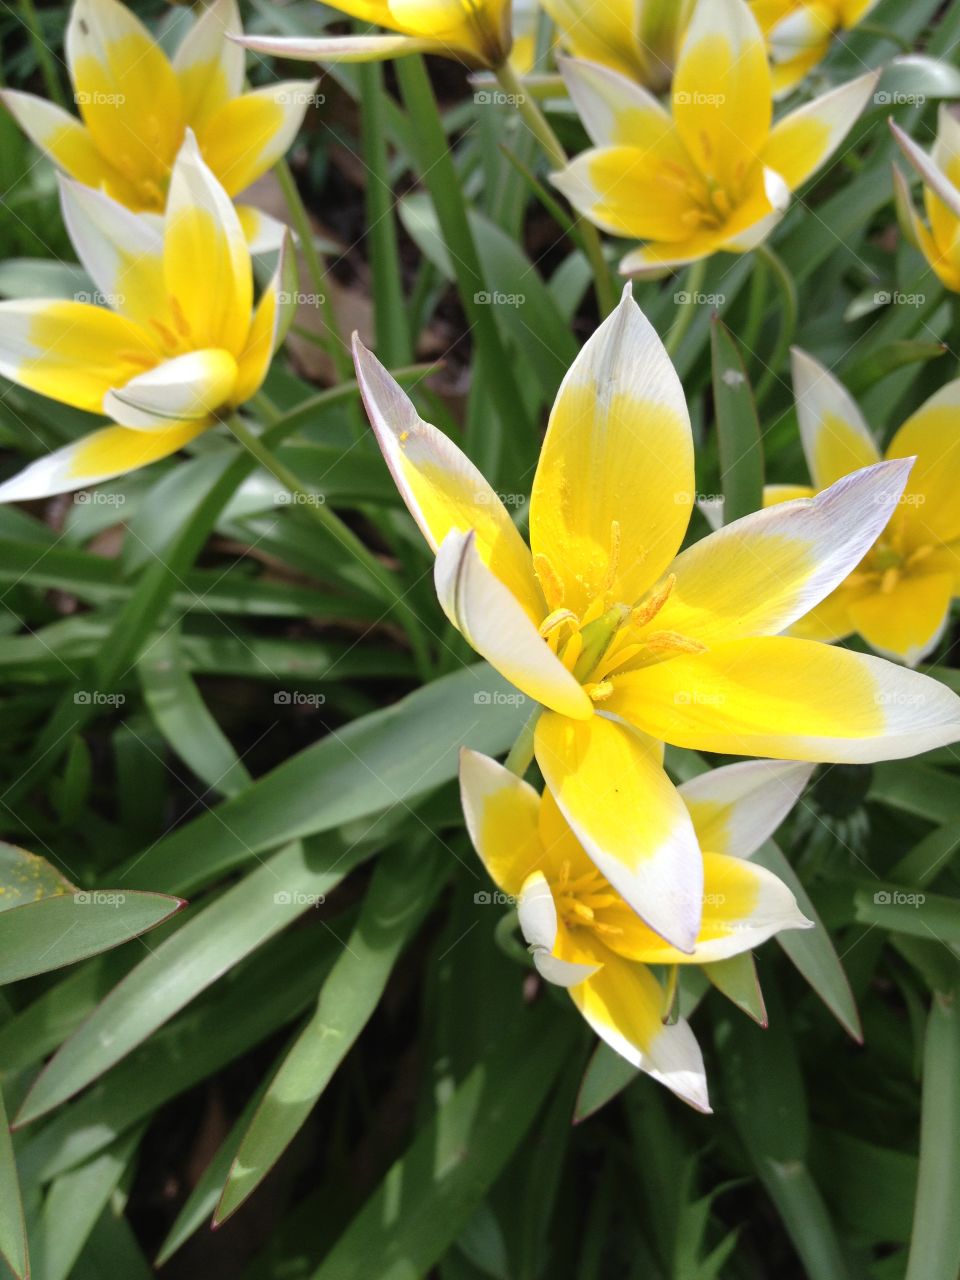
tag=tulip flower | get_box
[355,284,960,954]
[762,348,960,667]
[234,0,512,69]
[1,0,314,248]
[751,0,880,97]
[0,133,292,501]
[890,110,960,294]
[461,751,814,1110]
[541,0,694,92]
[551,0,879,274]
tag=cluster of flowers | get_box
[3,0,960,1111]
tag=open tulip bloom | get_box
[234,0,513,69]
[751,0,880,97]
[540,0,695,93]
[891,108,960,294]
[1,0,313,248]
[0,133,292,501]
[551,0,879,274]
[461,751,815,1110]
[355,285,960,954]
[766,348,960,667]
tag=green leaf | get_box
[215,838,446,1222]
[854,884,960,948]
[711,318,764,523]
[0,1083,27,1280]
[906,984,960,1280]
[311,1005,573,1280]
[702,952,767,1025]
[574,1042,639,1124]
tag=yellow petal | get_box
[233,236,296,405]
[672,0,771,198]
[605,635,960,762]
[557,55,681,148]
[103,348,237,428]
[529,287,694,616]
[198,82,315,199]
[0,299,158,413]
[544,0,647,81]
[848,571,955,668]
[886,379,960,544]
[435,530,593,720]
[765,71,880,192]
[569,948,710,1111]
[517,872,600,986]
[679,759,815,858]
[790,347,881,488]
[785,583,858,643]
[651,459,912,646]
[0,420,206,502]
[353,336,544,621]
[231,32,444,63]
[459,748,544,898]
[66,0,183,198]
[173,0,244,133]
[163,131,252,355]
[534,711,703,953]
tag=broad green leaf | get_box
[812,1129,916,1245]
[0,1083,27,1280]
[854,885,960,949]
[711,319,764,523]
[215,838,446,1222]
[574,1042,639,1124]
[702,952,767,1025]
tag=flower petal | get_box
[557,55,681,148]
[886,378,960,544]
[551,144,704,241]
[233,235,296,406]
[529,286,693,616]
[230,33,443,62]
[236,205,289,254]
[848,571,955,668]
[652,459,913,645]
[606,635,960,762]
[173,0,245,132]
[66,0,183,192]
[435,530,593,720]
[534,711,703,953]
[766,71,879,191]
[672,0,771,195]
[570,953,711,1112]
[0,298,158,413]
[0,420,207,502]
[678,759,814,858]
[104,348,237,428]
[517,872,600,987]
[890,119,960,220]
[163,130,252,354]
[354,335,544,620]
[459,747,544,898]
[198,82,315,199]
[790,347,880,488]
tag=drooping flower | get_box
[355,284,960,954]
[763,348,960,667]
[1,0,314,248]
[0,133,293,500]
[551,0,878,275]
[891,108,960,294]
[461,751,815,1109]
[234,0,513,69]
[751,0,880,97]
[540,0,695,92]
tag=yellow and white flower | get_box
[551,0,878,274]
[0,133,293,500]
[461,751,815,1110]
[355,284,960,955]
[891,108,960,294]
[2,0,314,248]
[540,0,695,92]
[751,0,880,97]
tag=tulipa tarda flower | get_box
[551,0,879,275]
[751,0,879,97]
[461,751,815,1110]
[891,109,960,294]
[540,0,694,92]
[234,0,513,69]
[1,0,314,248]
[762,348,960,667]
[355,284,960,954]
[0,133,293,501]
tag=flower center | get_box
[553,859,623,938]
[846,517,935,596]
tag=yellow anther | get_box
[559,630,583,673]
[881,567,900,595]
[534,552,565,612]
[631,574,676,629]
[907,544,934,568]
[398,430,410,445]
[645,630,707,655]
[539,608,577,639]
[585,680,614,702]
[169,295,192,341]
[571,901,595,924]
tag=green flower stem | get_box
[504,706,542,777]
[224,411,431,677]
[742,252,769,357]
[858,21,912,53]
[274,158,353,384]
[664,258,707,357]
[17,0,65,108]
[494,59,618,318]
[753,242,797,404]
[494,909,533,966]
